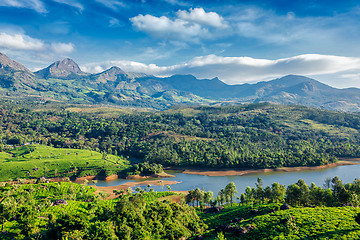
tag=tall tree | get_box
[225,182,238,206]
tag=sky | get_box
[1,0,360,88]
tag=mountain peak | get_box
[0,52,30,72]
[104,66,126,74]
[35,58,85,79]
[91,66,127,83]
[50,58,84,75]
[268,75,330,88]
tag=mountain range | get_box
[1,52,360,111]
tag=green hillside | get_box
[0,145,130,181]
[2,102,360,170]
[199,204,360,239]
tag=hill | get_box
[0,145,131,181]
[2,102,360,169]
[199,203,360,239]
[1,53,360,111]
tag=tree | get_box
[255,178,264,203]
[225,182,238,205]
[271,182,285,203]
[296,179,310,206]
[185,190,195,206]
[309,183,325,206]
[89,220,118,240]
[193,188,204,207]
[244,186,255,205]
[203,191,214,207]
[217,189,226,205]
[286,184,301,206]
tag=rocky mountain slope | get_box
[34,58,87,79]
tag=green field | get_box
[0,145,131,181]
[198,204,360,239]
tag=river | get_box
[94,162,360,194]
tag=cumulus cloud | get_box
[0,0,46,13]
[0,32,44,50]
[51,42,74,53]
[130,8,227,42]
[130,14,208,41]
[177,8,228,28]
[0,31,75,64]
[81,54,360,88]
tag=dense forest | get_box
[2,101,360,170]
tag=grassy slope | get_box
[0,145,131,181]
[198,204,360,239]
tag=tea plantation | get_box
[198,204,360,239]
[0,144,131,181]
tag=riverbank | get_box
[175,160,359,177]
[73,171,175,183]
[93,179,180,199]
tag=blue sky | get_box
[1,0,360,88]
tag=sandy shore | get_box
[179,160,359,177]
[125,172,175,180]
[93,179,180,199]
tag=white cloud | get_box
[230,6,358,50]
[162,0,189,6]
[81,54,360,88]
[52,0,83,11]
[130,14,208,41]
[109,17,123,27]
[95,0,125,10]
[177,8,228,28]
[80,60,169,75]
[51,42,74,53]
[0,31,76,67]
[178,54,360,84]
[0,0,46,13]
[130,8,227,42]
[0,32,44,50]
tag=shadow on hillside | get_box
[304,229,360,239]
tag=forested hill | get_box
[2,101,360,169]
